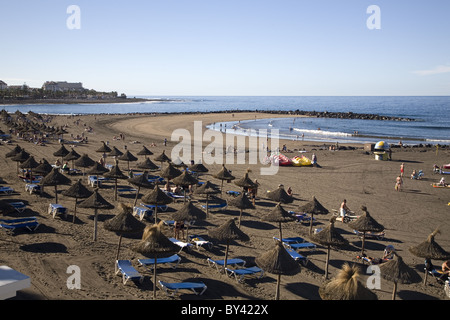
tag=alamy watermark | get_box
[67,5,81,30]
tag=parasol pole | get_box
[153,254,157,299]
[275,274,281,300]
[325,244,331,279]
[93,208,98,241]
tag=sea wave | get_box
[292,128,352,137]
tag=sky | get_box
[1,0,450,96]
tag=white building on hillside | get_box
[43,81,84,92]
[0,80,7,90]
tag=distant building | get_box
[43,81,84,92]
[0,80,7,90]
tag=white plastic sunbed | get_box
[169,237,193,253]
[189,235,213,250]
[115,260,144,285]
[0,266,31,300]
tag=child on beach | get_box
[395,175,403,191]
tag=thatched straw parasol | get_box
[53,144,70,163]
[228,192,255,228]
[160,162,182,182]
[208,219,250,269]
[213,164,235,193]
[117,150,138,171]
[104,161,128,201]
[96,141,112,153]
[310,216,349,279]
[378,252,421,300]
[188,162,209,174]
[40,168,72,203]
[136,157,159,171]
[78,188,114,241]
[5,145,22,158]
[128,171,154,206]
[348,206,384,256]
[171,201,206,240]
[131,222,180,299]
[11,149,30,174]
[154,150,171,169]
[108,146,124,158]
[408,229,450,285]
[261,203,295,240]
[172,170,198,203]
[104,203,146,260]
[267,184,293,204]
[19,156,39,182]
[62,179,93,223]
[255,241,301,300]
[34,159,53,176]
[63,148,81,170]
[299,196,329,235]
[137,145,153,158]
[193,181,220,215]
[74,154,96,175]
[141,185,173,223]
[319,263,378,300]
[234,169,257,191]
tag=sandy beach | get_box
[1,111,449,302]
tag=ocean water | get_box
[2,96,449,145]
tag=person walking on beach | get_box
[339,199,350,217]
[395,175,403,191]
[400,163,405,177]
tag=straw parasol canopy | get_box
[5,145,22,158]
[408,228,450,285]
[299,196,330,234]
[160,162,182,182]
[19,155,40,181]
[348,206,384,256]
[171,201,207,239]
[378,252,421,300]
[141,185,173,222]
[213,164,235,193]
[137,145,153,158]
[228,192,255,228]
[310,216,349,279]
[255,241,301,300]
[154,150,171,169]
[267,184,293,204]
[193,180,220,215]
[171,170,198,203]
[74,154,96,175]
[40,168,72,203]
[104,203,146,260]
[96,141,112,153]
[53,144,70,163]
[63,148,81,169]
[62,179,94,223]
[234,169,257,190]
[261,203,296,240]
[109,146,124,157]
[117,150,138,171]
[131,222,180,299]
[86,162,109,188]
[136,157,159,171]
[78,188,114,241]
[188,162,209,174]
[34,159,53,175]
[208,219,250,269]
[319,263,378,300]
[11,149,30,174]
[128,171,154,206]
[104,161,128,201]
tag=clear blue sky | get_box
[1,0,449,96]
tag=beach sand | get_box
[1,111,449,301]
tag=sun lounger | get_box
[169,237,194,252]
[138,254,181,271]
[115,260,144,285]
[48,203,67,219]
[0,266,31,300]
[88,176,109,187]
[226,191,241,197]
[158,280,207,296]
[8,202,26,213]
[0,187,14,195]
[207,258,246,271]
[25,184,40,194]
[0,217,39,234]
[273,236,317,251]
[285,248,309,266]
[425,259,449,284]
[189,235,213,250]
[133,206,152,221]
[117,187,137,195]
[165,191,189,202]
[201,202,227,211]
[445,280,450,299]
[289,211,315,224]
[140,203,168,212]
[225,266,264,283]
[353,230,385,240]
[147,176,165,184]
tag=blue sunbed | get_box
[158,280,207,296]
[115,260,144,285]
